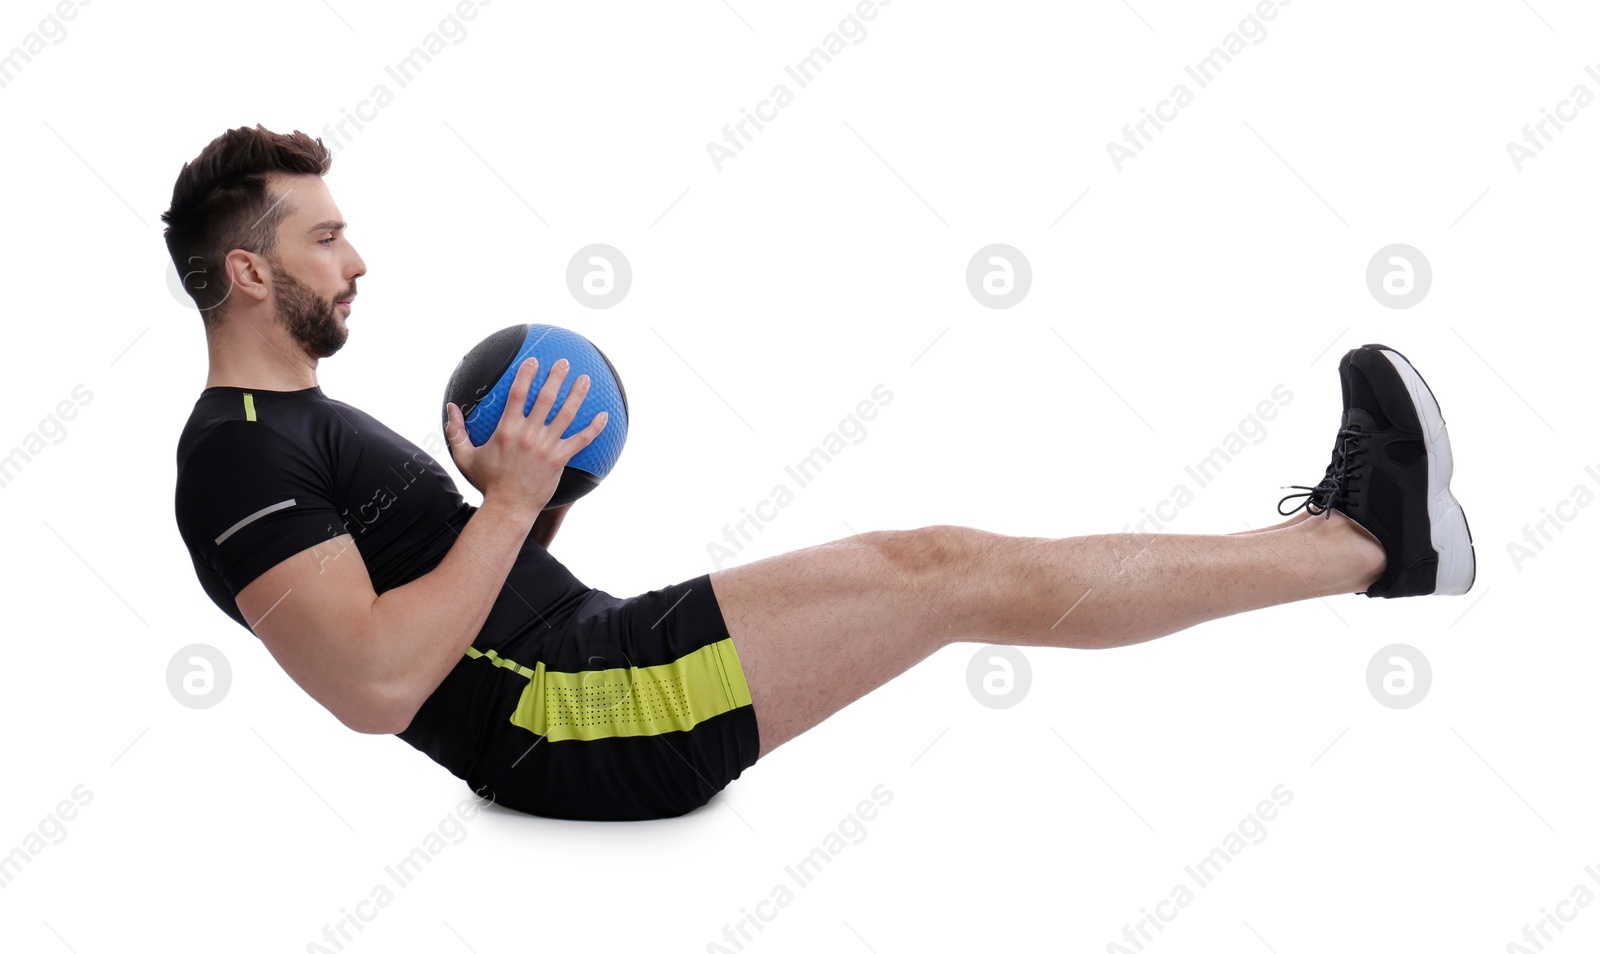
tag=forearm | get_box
[531,503,569,549]
[364,496,538,726]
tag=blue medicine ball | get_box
[442,323,629,509]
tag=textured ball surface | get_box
[442,323,629,509]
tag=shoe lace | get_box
[1278,424,1368,518]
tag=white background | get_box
[1,0,1595,951]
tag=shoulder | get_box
[173,416,330,542]
[176,418,298,482]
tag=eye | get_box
[320,235,338,246]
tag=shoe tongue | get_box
[1342,407,1380,431]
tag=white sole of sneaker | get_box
[1374,348,1476,595]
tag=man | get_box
[168,125,1475,822]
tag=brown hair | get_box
[160,125,331,329]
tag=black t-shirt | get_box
[173,384,593,777]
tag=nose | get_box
[347,242,367,283]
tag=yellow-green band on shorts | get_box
[466,638,753,743]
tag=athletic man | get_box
[168,126,1475,821]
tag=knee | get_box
[867,524,978,582]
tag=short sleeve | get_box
[175,420,346,599]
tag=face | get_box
[264,175,365,359]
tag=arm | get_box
[236,497,538,734]
[530,502,571,549]
[234,357,607,734]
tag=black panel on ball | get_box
[441,323,529,434]
[548,468,602,510]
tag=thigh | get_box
[709,526,961,759]
[467,576,760,821]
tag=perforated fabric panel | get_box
[491,637,754,743]
[545,676,694,734]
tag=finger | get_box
[529,357,570,427]
[499,357,538,430]
[562,410,609,453]
[444,403,469,452]
[445,404,478,473]
[547,373,591,433]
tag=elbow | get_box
[340,683,419,736]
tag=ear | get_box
[223,248,271,304]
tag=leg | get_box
[709,511,1382,758]
[1230,512,1312,534]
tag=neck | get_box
[204,313,319,391]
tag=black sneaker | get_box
[1278,344,1476,598]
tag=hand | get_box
[443,357,609,516]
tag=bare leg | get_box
[1230,511,1312,534]
[710,510,1383,758]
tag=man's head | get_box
[161,125,365,359]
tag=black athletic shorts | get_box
[461,573,762,821]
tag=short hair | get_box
[160,125,331,329]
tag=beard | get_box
[268,252,349,359]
